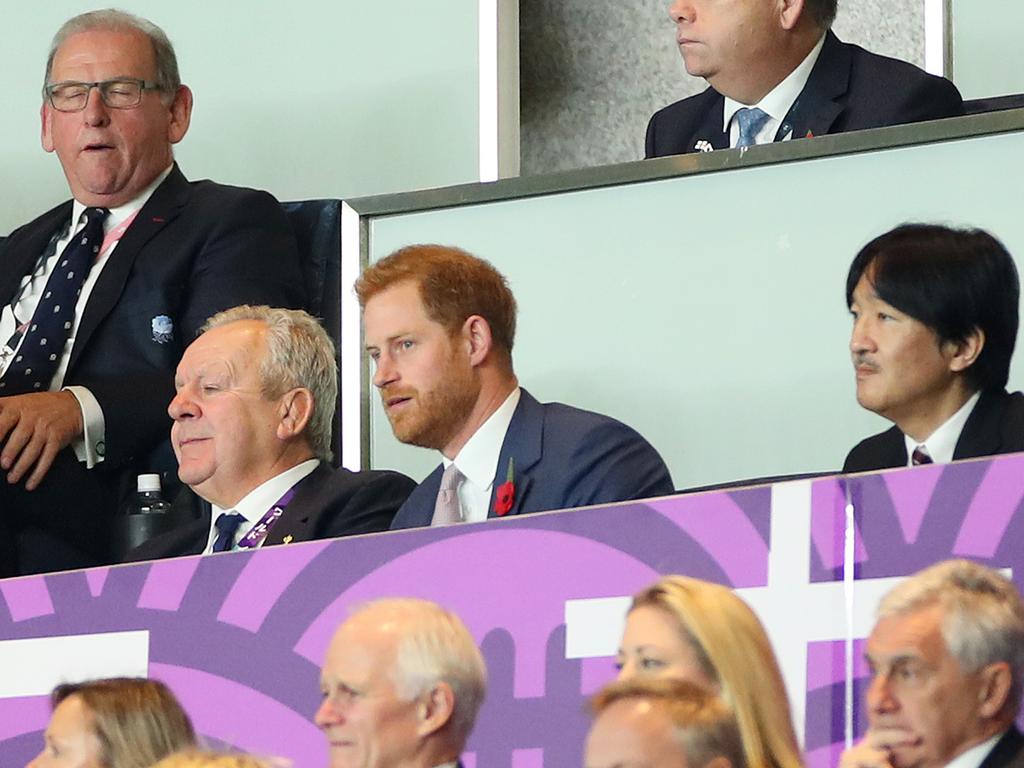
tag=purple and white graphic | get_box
[2,453,1023,767]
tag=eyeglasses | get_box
[43,78,162,112]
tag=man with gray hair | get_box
[586,677,746,768]
[128,306,413,559]
[0,9,305,575]
[316,597,487,768]
[840,559,1024,768]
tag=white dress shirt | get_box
[723,34,827,148]
[944,733,1003,768]
[902,391,981,466]
[442,387,521,523]
[203,459,320,553]
[0,165,173,467]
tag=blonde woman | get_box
[27,678,195,768]
[617,575,804,768]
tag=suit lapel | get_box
[487,389,543,519]
[786,32,849,140]
[69,165,191,372]
[0,202,74,307]
[694,91,730,151]
[977,728,1024,768]
[263,464,328,545]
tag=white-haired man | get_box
[840,559,1024,768]
[129,306,414,559]
[316,598,487,768]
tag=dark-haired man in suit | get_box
[646,0,963,157]
[128,307,414,560]
[844,224,1024,472]
[0,10,305,575]
[357,244,674,530]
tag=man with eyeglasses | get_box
[839,560,1024,768]
[0,10,305,576]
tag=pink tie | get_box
[431,464,464,526]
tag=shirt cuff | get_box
[64,385,105,468]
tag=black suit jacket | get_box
[0,165,306,574]
[126,463,416,561]
[646,31,964,157]
[979,729,1024,768]
[843,390,1024,473]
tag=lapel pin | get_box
[151,315,174,344]
[694,140,714,153]
[282,535,293,545]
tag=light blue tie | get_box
[735,107,771,148]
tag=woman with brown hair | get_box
[617,575,804,768]
[27,677,196,768]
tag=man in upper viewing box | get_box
[0,9,305,575]
[646,0,964,157]
[843,224,1024,472]
[357,244,674,529]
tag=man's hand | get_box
[840,729,918,768]
[0,391,84,490]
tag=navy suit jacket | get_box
[979,729,1024,768]
[391,389,674,529]
[843,389,1024,473]
[646,31,964,157]
[0,165,306,574]
[126,463,416,561]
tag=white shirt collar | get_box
[903,391,981,466]
[207,459,320,551]
[444,387,521,490]
[723,34,827,138]
[944,732,1003,768]
[70,163,173,233]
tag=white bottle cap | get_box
[137,474,162,493]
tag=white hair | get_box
[203,306,337,462]
[878,559,1024,712]
[357,598,487,747]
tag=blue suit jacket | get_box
[646,31,964,157]
[390,389,674,529]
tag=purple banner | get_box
[2,454,1023,767]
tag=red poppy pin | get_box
[805,130,815,139]
[493,457,515,516]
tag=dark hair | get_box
[804,0,837,29]
[846,224,1020,391]
[355,244,517,359]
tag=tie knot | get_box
[84,207,110,226]
[439,463,464,493]
[735,107,771,147]
[213,512,246,552]
[911,446,933,466]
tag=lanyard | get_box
[235,486,299,549]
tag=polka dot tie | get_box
[0,207,109,396]
[735,107,771,148]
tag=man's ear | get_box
[778,0,807,31]
[41,102,55,153]
[416,682,455,738]
[462,315,494,367]
[276,388,314,440]
[167,85,193,145]
[976,661,1013,719]
[946,327,985,374]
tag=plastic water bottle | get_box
[132,474,172,515]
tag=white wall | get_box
[952,0,1024,99]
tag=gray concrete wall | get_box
[520,0,925,174]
